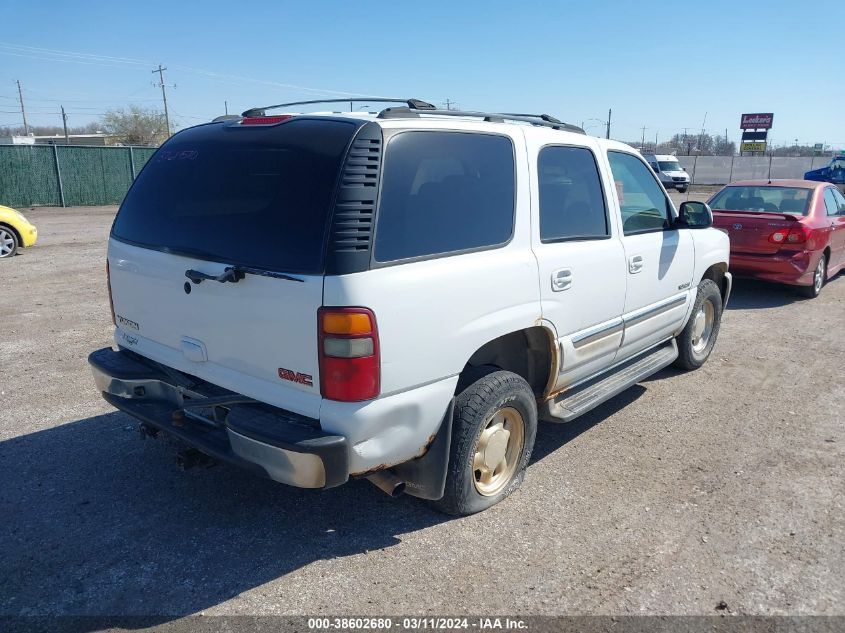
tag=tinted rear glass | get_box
[708,186,811,216]
[112,118,359,273]
[374,131,515,262]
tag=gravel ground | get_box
[1,200,843,618]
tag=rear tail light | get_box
[106,259,116,326]
[318,307,380,402]
[769,225,811,246]
[240,115,293,125]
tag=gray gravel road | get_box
[1,201,843,618]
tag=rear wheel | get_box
[798,254,826,298]
[674,279,722,370]
[0,226,18,258]
[431,368,537,516]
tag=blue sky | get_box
[1,0,843,149]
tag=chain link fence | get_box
[677,155,832,186]
[0,144,157,207]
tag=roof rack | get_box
[242,97,436,118]
[377,107,584,134]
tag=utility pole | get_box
[606,108,611,139]
[640,126,647,150]
[224,100,228,115]
[152,65,171,137]
[654,131,658,152]
[444,98,459,111]
[61,105,69,144]
[16,80,29,136]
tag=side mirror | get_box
[651,164,659,173]
[677,201,713,229]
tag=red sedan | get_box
[708,179,845,298]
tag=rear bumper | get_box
[729,250,820,286]
[89,347,349,489]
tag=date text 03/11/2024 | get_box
[306,617,529,630]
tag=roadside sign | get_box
[741,141,767,153]
[813,143,823,151]
[742,131,768,141]
[740,113,774,130]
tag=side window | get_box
[538,146,609,242]
[374,132,515,262]
[607,151,673,235]
[833,188,845,215]
[824,188,840,216]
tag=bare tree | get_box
[100,105,170,146]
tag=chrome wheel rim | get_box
[473,406,525,497]
[0,229,14,257]
[813,257,825,294]
[691,300,715,355]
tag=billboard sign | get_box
[741,141,767,153]
[740,113,774,129]
[741,131,768,141]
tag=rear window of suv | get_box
[374,131,515,263]
[112,118,359,274]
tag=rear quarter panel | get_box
[321,127,542,470]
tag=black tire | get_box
[0,225,19,258]
[674,278,723,370]
[430,369,537,516]
[798,253,826,298]
[677,186,688,194]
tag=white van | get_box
[642,154,690,193]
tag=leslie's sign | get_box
[740,113,774,129]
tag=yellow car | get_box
[0,205,38,258]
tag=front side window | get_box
[832,188,845,215]
[374,132,515,262]
[824,188,840,216]
[538,146,609,241]
[607,151,673,235]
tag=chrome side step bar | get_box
[541,340,678,423]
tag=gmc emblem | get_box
[278,367,313,387]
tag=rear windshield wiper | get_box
[185,265,304,284]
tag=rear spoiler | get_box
[712,209,800,222]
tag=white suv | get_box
[90,98,731,515]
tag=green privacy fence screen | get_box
[0,144,157,207]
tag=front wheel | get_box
[677,186,689,194]
[674,279,723,370]
[430,369,537,516]
[798,253,826,299]
[0,226,19,258]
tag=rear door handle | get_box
[628,255,644,274]
[551,268,572,292]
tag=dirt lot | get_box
[1,200,843,618]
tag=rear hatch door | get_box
[108,117,362,417]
